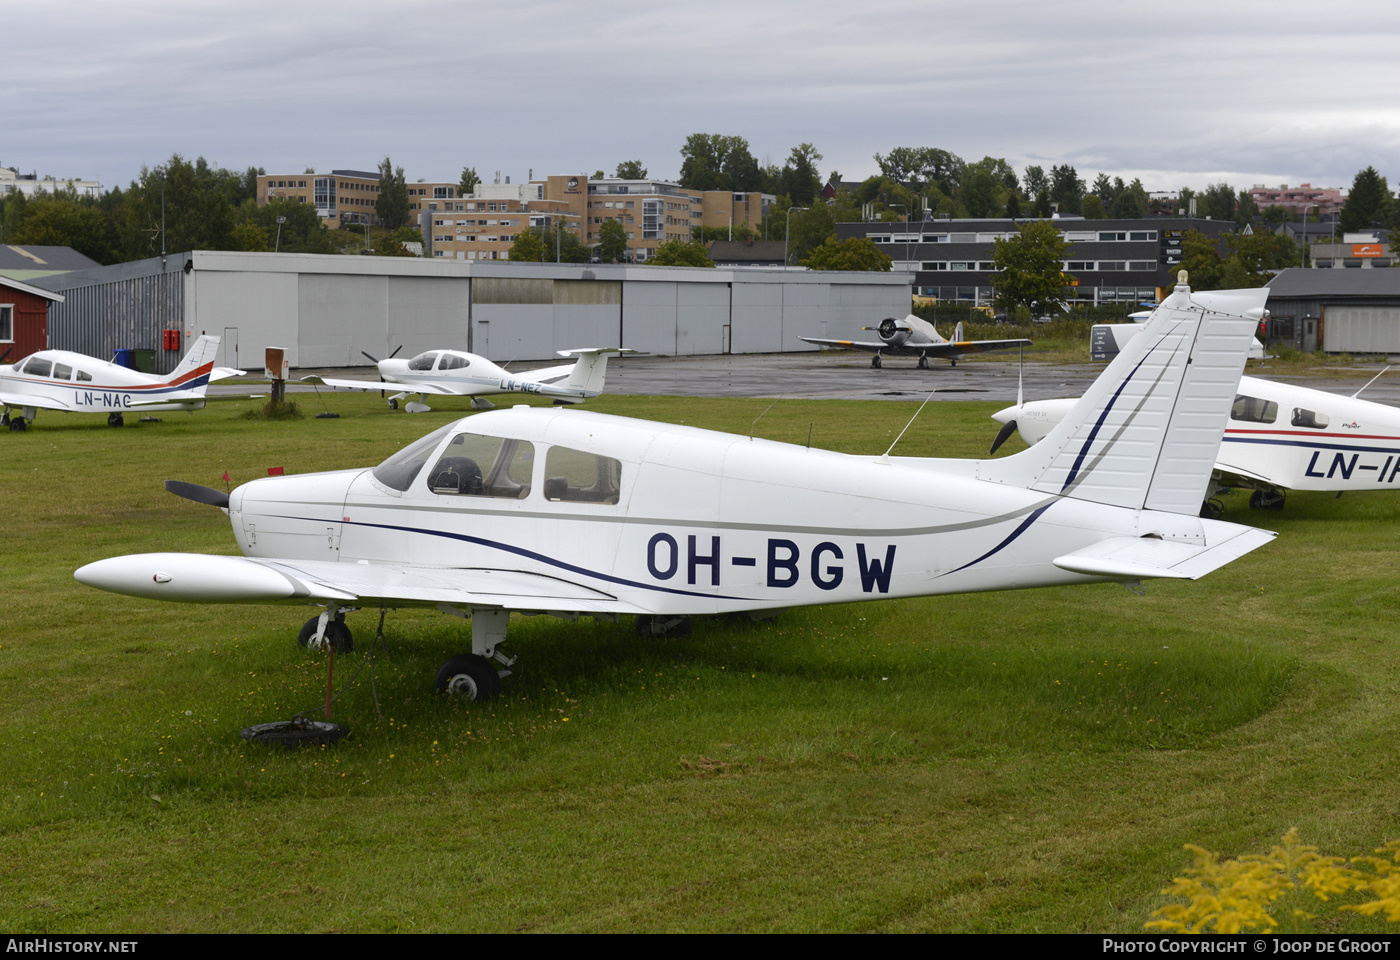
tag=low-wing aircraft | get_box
[991,371,1400,512]
[76,278,1274,702]
[300,346,636,412]
[0,336,245,431]
[799,314,1031,368]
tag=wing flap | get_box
[1053,522,1276,581]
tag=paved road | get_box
[283,350,1400,407]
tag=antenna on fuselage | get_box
[880,387,938,461]
[1352,365,1391,399]
[749,395,785,441]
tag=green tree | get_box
[786,201,836,264]
[1111,178,1149,219]
[874,147,965,196]
[1224,230,1298,284]
[1235,190,1260,228]
[593,170,605,180]
[1175,229,1226,290]
[459,166,480,197]
[374,157,410,231]
[991,220,1071,317]
[240,197,335,254]
[1022,165,1049,199]
[1049,164,1084,215]
[614,160,647,180]
[7,194,112,262]
[229,220,269,252]
[1081,194,1106,219]
[508,227,547,262]
[597,218,628,262]
[1339,166,1391,233]
[958,166,1005,218]
[122,154,237,257]
[1200,182,1237,222]
[647,238,714,267]
[1262,205,1293,225]
[678,134,762,192]
[690,223,757,244]
[779,143,824,206]
[802,236,892,271]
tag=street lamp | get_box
[784,206,808,268]
[275,216,286,253]
[1300,203,1316,268]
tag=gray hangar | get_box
[35,252,913,374]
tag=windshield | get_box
[407,352,440,372]
[371,422,458,491]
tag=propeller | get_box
[989,420,1018,455]
[164,480,230,509]
[360,345,403,364]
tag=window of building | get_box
[1128,261,1156,271]
[1100,261,1126,271]
[0,305,11,341]
[1067,261,1094,271]
[1099,231,1127,242]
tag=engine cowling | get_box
[876,317,911,348]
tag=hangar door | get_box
[1324,306,1400,353]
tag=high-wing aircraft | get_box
[991,372,1400,512]
[0,335,244,431]
[799,314,1031,368]
[76,278,1274,702]
[300,347,635,412]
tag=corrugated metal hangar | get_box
[34,252,912,374]
[1265,268,1400,354]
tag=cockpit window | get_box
[407,352,440,372]
[1292,407,1330,429]
[542,446,622,504]
[1231,395,1278,424]
[427,434,533,498]
[23,357,52,378]
[438,353,469,371]
[371,422,457,491]
[52,363,72,380]
[76,369,92,382]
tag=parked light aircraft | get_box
[799,314,1031,368]
[76,278,1274,702]
[0,336,244,431]
[992,372,1400,512]
[300,347,635,412]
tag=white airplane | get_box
[300,347,636,412]
[800,314,1031,369]
[992,371,1400,512]
[0,336,244,431]
[76,277,1274,703]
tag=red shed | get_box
[0,277,63,362]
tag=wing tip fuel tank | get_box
[75,553,309,603]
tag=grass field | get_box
[3,389,1399,933]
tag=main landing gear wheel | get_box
[435,654,501,701]
[917,355,929,369]
[8,417,26,432]
[1249,490,1286,511]
[635,614,692,638]
[871,355,883,369]
[388,398,399,410]
[1199,498,1224,520]
[297,615,354,652]
[107,412,124,427]
[1,411,8,426]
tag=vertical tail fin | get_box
[166,335,221,388]
[953,320,965,343]
[976,281,1266,515]
[558,347,636,397]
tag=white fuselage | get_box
[378,351,584,400]
[225,407,1210,616]
[0,350,212,414]
[995,375,1400,494]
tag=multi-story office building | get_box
[0,167,101,199]
[1309,230,1394,269]
[422,175,774,262]
[835,216,1235,307]
[258,170,461,228]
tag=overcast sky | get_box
[4,0,1396,196]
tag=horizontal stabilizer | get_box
[1053,521,1276,581]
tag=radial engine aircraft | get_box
[799,314,1031,368]
[991,372,1400,512]
[0,335,244,431]
[76,278,1274,702]
[300,346,635,412]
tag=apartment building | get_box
[0,167,102,199]
[835,216,1235,306]
[1247,183,1345,219]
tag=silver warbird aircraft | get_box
[799,314,1030,368]
[0,335,243,431]
[301,346,635,412]
[77,277,1273,702]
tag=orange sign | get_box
[1353,244,1383,257]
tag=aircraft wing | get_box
[798,337,1031,356]
[74,552,649,615]
[1210,463,1280,489]
[0,391,74,411]
[299,376,462,396]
